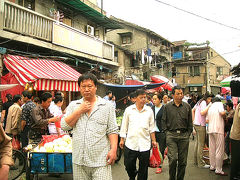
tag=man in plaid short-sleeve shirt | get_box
[61,73,118,180]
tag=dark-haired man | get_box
[120,89,157,180]
[1,94,14,130]
[5,95,23,138]
[103,90,113,101]
[29,92,60,143]
[162,86,192,180]
[20,91,36,148]
[61,72,118,180]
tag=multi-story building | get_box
[0,0,122,102]
[107,16,173,81]
[172,40,231,95]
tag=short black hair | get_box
[13,94,22,103]
[212,97,221,103]
[22,90,33,99]
[78,72,98,87]
[6,94,12,101]
[129,92,137,99]
[40,92,52,102]
[154,93,162,100]
[54,95,63,104]
[135,89,146,97]
[106,90,112,95]
[54,91,62,97]
[226,101,233,109]
[172,86,183,95]
[33,97,40,104]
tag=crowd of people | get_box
[0,72,239,180]
[0,90,62,179]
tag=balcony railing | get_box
[1,1,114,61]
[3,1,54,41]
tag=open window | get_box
[18,0,35,10]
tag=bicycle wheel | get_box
[9,149,26,180]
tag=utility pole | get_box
[101,0,103,14]
[205,50,211,93]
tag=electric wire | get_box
[153,0,240,31]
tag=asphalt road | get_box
[16,137,230,180]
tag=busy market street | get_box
[0,0,240,180]
[17,138,230,180]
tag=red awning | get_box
[3,54,81,91]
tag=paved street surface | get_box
[17,138,230,180]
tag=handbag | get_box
[149,146,161,168]
[12,136,21,150]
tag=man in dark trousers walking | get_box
[162,86,193,180]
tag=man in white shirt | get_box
[103,90,113,101]
[119,89,157,180]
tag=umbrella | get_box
[220,76,240,87]
[0,84,18,91]
[221,87,231,94]
[151,75,174,91]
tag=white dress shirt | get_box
[120,104,155,152]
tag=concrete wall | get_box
[34,0,105,41]
[208,48,231,85]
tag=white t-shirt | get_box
[207,102,225,135]
[48,103,63,134]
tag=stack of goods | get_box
[32,135,72,153]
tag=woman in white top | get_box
[49,95,63,136]
[207,97,227,176]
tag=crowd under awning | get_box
[3,54,81,92]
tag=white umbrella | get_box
[220,76,240,87]
[0,84,18,91]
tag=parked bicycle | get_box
[9,149,26,180]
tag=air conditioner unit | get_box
[87,25,94,36]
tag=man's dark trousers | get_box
[20,126,29,148]
[124,146,150,180]
[156,132,166,158]
[230,139,240,180]
[166,131,190,180]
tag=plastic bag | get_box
[149,146,161,168]
[12,136,21,150]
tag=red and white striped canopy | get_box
[3,54,81,91]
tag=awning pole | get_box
[69,91,71,103]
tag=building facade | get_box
[172,41,231,95]
[0,0,123,103]
[107,16,173,82]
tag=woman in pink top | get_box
[207,97,227,176]
[192,93,213,168]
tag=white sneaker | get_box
[201,164,210,168]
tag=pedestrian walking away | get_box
[162,86,193,180]
[192,92,213,168]
[119,89,157,180]
[20,91,36,148]
[61,72,118,180]
[207,97,227,176]
[5,94,23,140]
[1,94,14,130]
